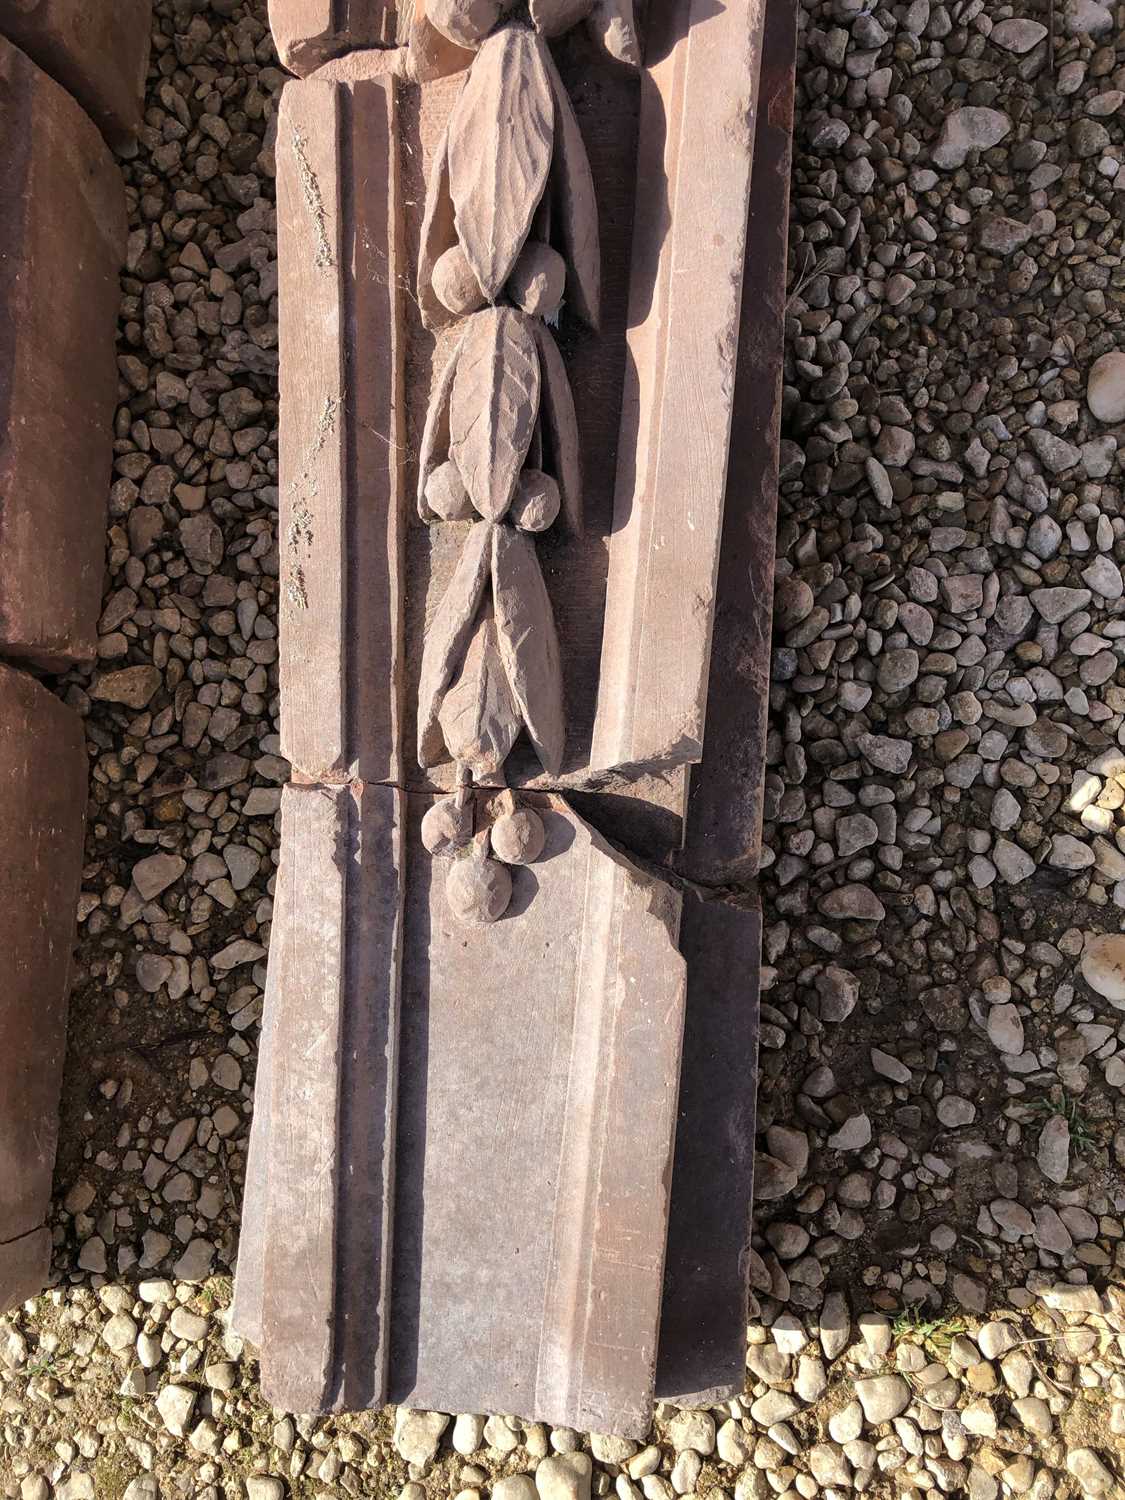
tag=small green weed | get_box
[892,1303,966,1358]
[1027,1093,1097,1155]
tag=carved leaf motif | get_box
[418,328,468,519]
[531,322,582,534]
[447,26,554,299]
[450,307,541,520]
[585,0,642,66]
[544,50,601,328]
[437,605,523,776]
[418,124,461,331]
[418,520,494,767]
[491,525,565,775]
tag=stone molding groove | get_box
[232,0,790,1432]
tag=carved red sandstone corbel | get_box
[233,0,790,1431]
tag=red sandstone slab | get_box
[233,781,403,1412]
[247,0,781,1430]
[589,0,768,777]
[0,0,150,146]
[656,0,797,1404]
[0,35,125,670]
[0,664,86,1314]
[276,72,404,784]
[390,795,685,1437]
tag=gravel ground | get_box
[5,0,1125,1496]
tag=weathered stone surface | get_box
[0,664,86,1313]
[671,0,794,890]
[275,73,404,784]
[0,36,126,668]
[232,781,403,1414]
[657,0,795,1407]
[0,0,150,146]
[391,795,686,1436]
[589,0,769,776]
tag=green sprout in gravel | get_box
[892,1303,967,1359]
[1027,1093,1098,1156]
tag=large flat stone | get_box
[0,664,86,1313]
[0,0,150,146]
[0,35,126,669]
[236,791,686,1436]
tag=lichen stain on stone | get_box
[291,125,334,269]
[285,565,309,611]
[282,393,339,591]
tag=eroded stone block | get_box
[0,0,151,146]
[0,663,86,1314]
[235,0,779,1431]
[0,35,126,668]
[0,1228,51,1315]
[267,0,399,76]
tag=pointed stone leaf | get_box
[585,0,642,66]
[418,521,493,766]
[418,329,468,519]
[531,322,581,534]
[447,26,554,298]
[437,605,522,776]
[492,525,564,775]
[418,124,461,331]
[450,308,540,520]
[544,49,601,328]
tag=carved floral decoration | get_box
[415,4,638,923]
